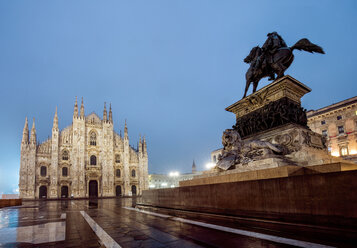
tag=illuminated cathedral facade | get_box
[19,98,149,199]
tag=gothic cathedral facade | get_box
[19,98,149,199]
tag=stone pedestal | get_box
[216,75,350,172]
[227,75,311,138]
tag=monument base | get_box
[139,164,357,227]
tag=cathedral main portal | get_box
[89,180,98,198]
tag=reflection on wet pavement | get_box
[0,221,65,245]
[0,198,353,247]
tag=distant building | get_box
[149,161,202,189]
[1,194,19,199]
[19,98,148,199]
[211,96,357,164]
[307,96,357,163]
[211,149,223,164]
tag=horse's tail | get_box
[291,38,325,54]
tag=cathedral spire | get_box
[30,118,37,145]
[138,135,142,153]
[109,103,113,123]
[124,119,128,139]
[143,136,147,154]
[73,96,78,118]
[103,102,107,122]
[53,107,58,130]
[192,160,197,174]
[80,97,85,119]
[22,117,29,144]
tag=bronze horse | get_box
[242,38,325,98]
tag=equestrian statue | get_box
[242,32,325,98]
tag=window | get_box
[62,150,69,160]
[116,169,121,177]
[340,147,348,156]
[213,155,216,163]
[131,169,136,177]
[322,130,328,137]
[321,120,326,125]
[62,167,68,177]
[337,115,342,120]
[90,132,96,146]
[115,154,120,163]
[90,155,97,165]
[338,126,344,134]
[40,166,47,177]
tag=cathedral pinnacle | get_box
[143,136,147,154]
[109,103,113,123]
[138,135,142,153]
[103,102,107,122]
[22,117,29,144]
[73,96,78,118]
[30,118,37,145]
[124,119,128,139]
[53,106,58,130]
[80,97,85,119]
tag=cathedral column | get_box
[123,120,130,196]
[19,117,29,199]
[27,118,37,199]
[72,97,86,198]
[50,108,59,198]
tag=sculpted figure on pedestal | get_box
[217,129,282,170]
[243,32,324,98]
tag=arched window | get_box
[115,154,120,163]
[40,166,47,177]
[116,169,121,177]
[131,169,136,177]
[62,167,68,176]
[62,150,69,160]
[90,131,97,146]
[90,155,97,165]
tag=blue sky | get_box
[0,1,356,194]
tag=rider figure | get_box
[262,32,287,61]
[254,32,287,80]
[263,32,287,80]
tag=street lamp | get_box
[168,171,180,177]
[205,162,215,170]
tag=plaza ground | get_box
[0,198,355,248]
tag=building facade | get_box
[307,96,357,163]
[148,161,201,189]
[19,98,149,199]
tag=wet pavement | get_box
[0,198,355,247]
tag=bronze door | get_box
[89,180,98,198]
[116,186,122,196]
[61,186,69,198]
[39,186,47,199]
